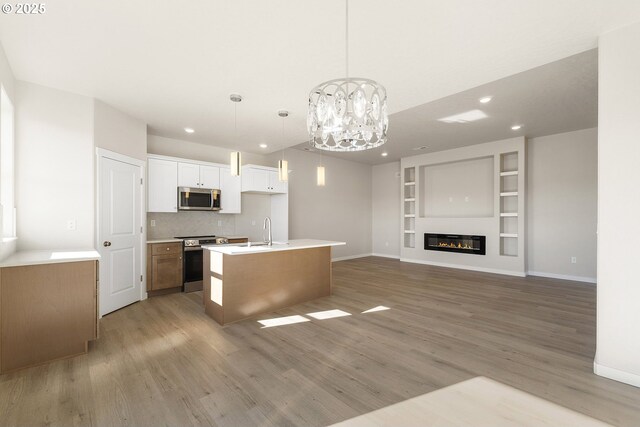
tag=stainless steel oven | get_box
[176,236,229,292]
[178,187,221,211]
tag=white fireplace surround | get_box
[400,137,526,276]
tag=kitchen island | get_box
[202,239,345,326]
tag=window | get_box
[1,85,15,239]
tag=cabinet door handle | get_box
[166,247,170,251]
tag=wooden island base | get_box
[203,246,332,326]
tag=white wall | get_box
[527,128,597,282]
[94,100,147,161]
[0,42,16,260]
[372,161,400,257]
[15,81,95,250]
[270,149,372,260]
[595,21,640,388]
[148,134,270,166]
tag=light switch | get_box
[150,220,156,227]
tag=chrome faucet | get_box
[263,217,272,246]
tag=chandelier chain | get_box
[345,0,349,79]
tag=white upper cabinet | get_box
[199,165,220,189]
[148,158,178,212]
[177,163,200,187]
[178,162,220,189]
[269,171,288,194]
[219,167,241,214]
[241,165,288,194]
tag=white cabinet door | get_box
[219,167,241,214]
[269,171,288,194]
[147,158,178,212]
[199,165,220,189]
[242,167,269,192]
[178,162,200,187]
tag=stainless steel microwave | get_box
[178,187,221,211]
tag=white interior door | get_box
[99,155,142,316]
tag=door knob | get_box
[103,241,112,247]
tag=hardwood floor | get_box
[1,256,639,426]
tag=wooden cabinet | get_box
[147,242,183,294]
[241,165,288,194]
[0,260,99,373]
[147,158,178,213]
[219,167,241,214]
[178,162,220,189]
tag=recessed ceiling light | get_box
[259,143,268,148]
[438,109,488,124]
[479,96,492,104]
[511,125,522,130]
[381,152,388,157]
[184,127,195,133]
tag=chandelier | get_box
[307,0,388,151]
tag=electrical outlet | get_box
[67,219,76,230]
[150,220,156,227]
[251,220,256,226]
[571,257,577,264]
[217,220,222,227]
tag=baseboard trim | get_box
[371,253,401,259]
[527,271,596,284]
[332,253,373,262]
[400,257,526,277]
[594,362,640,388]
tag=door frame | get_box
[95,148,147,317]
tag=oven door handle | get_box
[184,246,204,252]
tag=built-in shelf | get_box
[500,192,518,197]
[499,233,518,238]
[403,167,416,248]
[500,170,518,176]
[500,212,518,217]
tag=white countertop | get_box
[202,239,346,255]
[0,249,101,268]
[147,238,182,244]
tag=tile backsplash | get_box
[147,194,272,242]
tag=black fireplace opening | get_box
[424,233,486,255]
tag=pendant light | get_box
[278,110,289,182]
[317,151,325,187]
[307,0,388,151]
[230,94,243,176]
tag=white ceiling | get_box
[0,1,638,156]
[300,49,598,164]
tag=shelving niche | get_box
[499,152,519,257]
[403,167,416,248]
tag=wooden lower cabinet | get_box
[0,260,99,373]
[147,243,183,295]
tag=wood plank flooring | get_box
[1,256,639,426]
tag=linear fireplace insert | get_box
[424,233,486,255]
